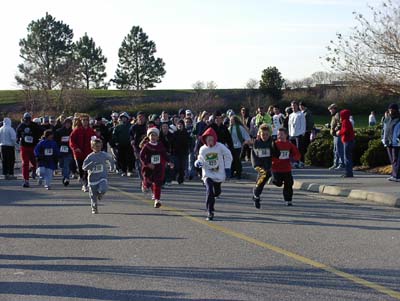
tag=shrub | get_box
[305,135,333,167]
[360,139,390,167]
[353,127,381,165]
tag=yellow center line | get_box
[110,185,400,300]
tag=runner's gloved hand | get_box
[194,160,203,168]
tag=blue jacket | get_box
[392,122,400,147]
[34,139,59,170]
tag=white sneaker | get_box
[121,173,127,177]
[154,200,161,208]
[82,185,89,192]
[127,172,134,177]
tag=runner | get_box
[140,127,174,208]
[34,129,59,190]
[16,112,42,187]
[195,127,233,221]
[251,124,279,209]
[82,138,115,214]
[55,118,73,186]
[271,128,301,206]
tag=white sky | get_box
[0,0,374,89]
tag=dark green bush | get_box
[353,128,381,165]
[305,136,333,167]
[360,139,389,167]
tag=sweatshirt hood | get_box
[340,109,351,120]
[201,127,218,145]
[2,118,11,127]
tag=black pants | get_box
[174,154,187,184]
[272,172,294,202]
[231,148,242,178]
[75,158,88,186]
[241,144,251,160]
[1,146,15,176]
[118,144,134,173]
[205,178,221,213]
[253,167,271,198]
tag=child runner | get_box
[140,127,174,208]
[195,128,232,221]
[271,128,301,206]
[34,130,59,190]
[82,139,115,214]
[251,124,280,209]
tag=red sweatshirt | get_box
[69,126,96,160]
[338,109,355,143]
[272,140,301,173]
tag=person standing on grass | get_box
[369,111,377,127]
[16,112,42,188]
[195,127,232,221]
[288,101,306,168]
[0,118,17,180]
[337,109,355,178]
[382,103,400,182]
[328,103,345,170]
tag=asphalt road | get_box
[0,174,399,301]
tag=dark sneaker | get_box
[31,170,36,180]
[287,200,293,206]
[206,212,214,221]
[154,200,162,208]
[253,196,261,209]
[22,181,30,188]
[62,178,70,187]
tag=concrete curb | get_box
[243,172,400,208]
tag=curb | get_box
[243,172,400,208]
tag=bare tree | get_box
[326,0,400,95]
[206,80,218,90]
[245,78,259,90]
[192,80,205,91]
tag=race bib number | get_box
[256,148,270,158]
[61,136,70,143]
[60,145,69,153]
[93,164,104,173]
[44,148,53,156]
[24,136,33,143]
[279,150,290,160]
[205,153,219,171]
[151,155,161,165]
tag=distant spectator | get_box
[299,101,315,159]
[328,103,345,170]
[288,101,306,168]
[337,109,355,178]
[369,111,377,127]
[0,118,17,180]
[382,103,400,182]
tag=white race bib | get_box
[279,150,290,160]
[256,148,270,158]
[205,152,219,170]
[44,148,53,156]
[93,164,104,173]
[61,136,70,143]
[60,145,69,153]
[151,155,161,165]
[24,136,33,143]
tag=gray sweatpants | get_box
[89,181,108,209]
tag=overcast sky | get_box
[0,0,373,89]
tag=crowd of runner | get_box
[1,101,399,220]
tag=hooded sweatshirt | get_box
[0,118,17,147]
[197,128,233,183]
[338,110,355,143]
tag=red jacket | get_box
[69,126,96,160]
[338,110,355,143]
[272,140,301,173]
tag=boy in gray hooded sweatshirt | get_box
[83,139,115,214]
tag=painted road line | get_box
[111,185,400,300]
